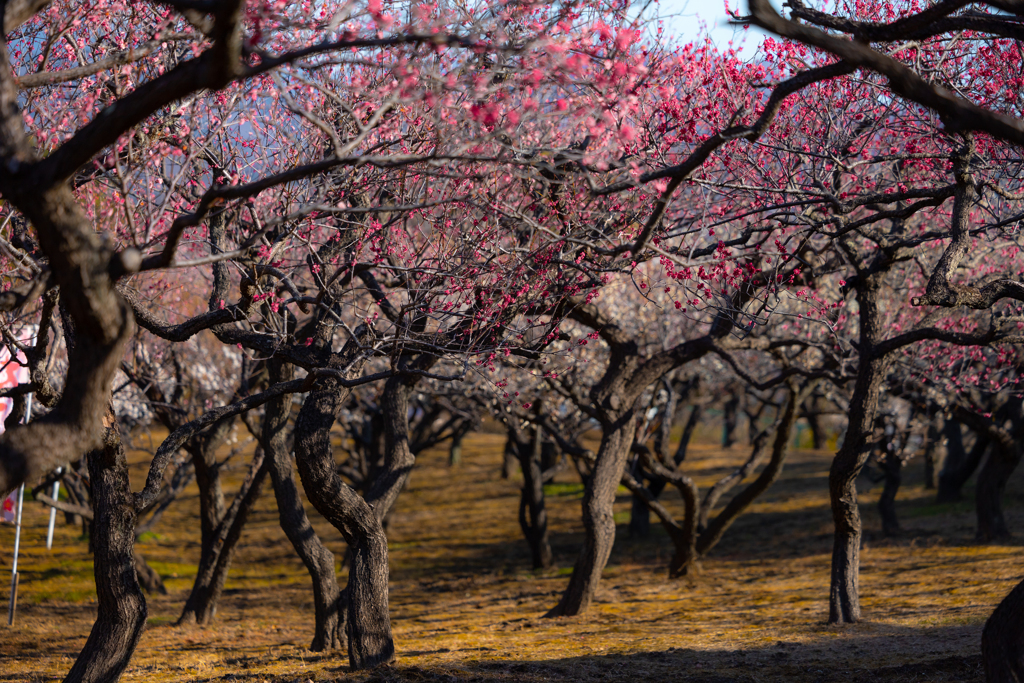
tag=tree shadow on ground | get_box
[328,624,986,683]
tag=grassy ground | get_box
[1,429,1021,682]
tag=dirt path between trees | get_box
[2,432,1021,682]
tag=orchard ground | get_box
[2,425,1021,683]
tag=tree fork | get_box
[293,342,394,670]
[264,360,344,652]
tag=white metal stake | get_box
[7,483,24,626]
[8,395,32,626]
[46,468,60,551]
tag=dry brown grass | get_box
[1,431,1021,682]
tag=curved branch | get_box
[746,0,1024,146]
[133,377,309,510]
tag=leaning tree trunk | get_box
[177,448,268,625]
[975,442,1020,542]
[265,360,344,651]
[672,403,702,465]
[983,577,1024,682]
[64,420,147,683]
[628,449,701,578]
[294,362,394,670]
[176,420,231,625]
[696,387,802,558]
[517,422,552,569]
[364,371,425,521]
[546,410,638,617]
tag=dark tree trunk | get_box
[976,443,1019,542]
[698,427,773,531]
[632,447,701,577]
[501,436,517,479]
[673,404,702,465]
[133,551,167,595]
[546,411,637,617]
[828,351,887,623]
[517,422,552,569]
[177,448,268,625]
[294,358,394,670]
[936,421,986,503]
[189,429,228,569]
[982,576,1024,682]
[628,468,657,539]
[629,385,684,539]
[265,361,344,652]
[697,388,801,557]
[64,422,147,683]
[449,431,464,466]
[805,411,826,450]
[922,416,944,490]
[176,415,235,625]
[877,454,902,537]
[722,392,741,449]
[621,461,699,577]
[364,371,424,521]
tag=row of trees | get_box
[1,0,1023,680]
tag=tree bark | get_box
[982,576,1024,682]
[830,295,888,627]
[627,463,657,538]
[936,421,987,503]
[805,411,826,449]
[364,371,424,521]
[975,442,1019,542]
[517,421,552,569]
[265,360,344,651]
[828,355,887,625]
[697,388,801,556]
[673,404,702,465]
[501,436,517,479]
[177,447,268,625]
[722,391,741,449]
[546,411,637,617]
[133,551,167,595]
[922,415,944,490]
[293,355,394,670]
[64,421,147,683]
[698,427,773,531]
[877,454,902,537]
[629,449,701,577]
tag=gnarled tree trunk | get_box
[517,420,553,569]
[177,447,268,625]
[265,360,343,651]
[546,411,637,617]
[294,357,394,670]
[64,420,147,683]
